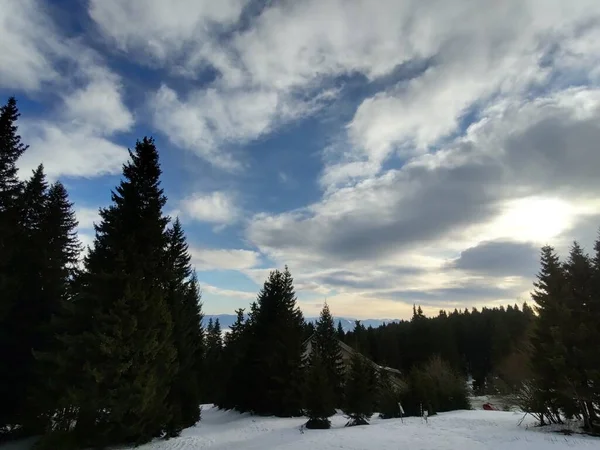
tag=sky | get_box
[3,0,600,320]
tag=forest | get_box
[1,97,599,449]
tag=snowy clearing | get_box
[124,406,600,450]
[3,406,598,450]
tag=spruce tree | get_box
[530,245,570,424]
[210,319,223,348]
[314,303,345,407]
[0,97,29,431]
[0,97,28,332]
[242,267,306,416]
[218,309,248,410]
[39,137,177,448]
[337,320,345,340]
[205,318,223,403]
[27,181,81,431]
[305,351,335,429]
[564,242,597,430]
[1,165,49,432]
[590,232,600,429]
[343,352,375,426]
[163,218,204,436]
[352,320,366,353]
[0,98,27,206]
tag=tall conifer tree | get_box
[564,242,597,429]
[0,97,28,325]
[0,97,28,431]
[218,309,248,410]
[305,351,335,429]
[530,245,570,423]
[590,232,600,428]
[241,267,306,416]
[1,165,48,431]
[336,320,345,340]
[205,318,223,403]
[164,218,204,436]
[40,138,177,448]
[27,181,81,431]
[314,303,345,406]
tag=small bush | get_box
[401,356,470,417]
[305,418,331,429]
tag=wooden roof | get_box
[304,334,406,390]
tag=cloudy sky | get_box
[3,0,600,319]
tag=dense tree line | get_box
[0,98,204,448]
[339,302,535,393]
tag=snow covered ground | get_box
[3,406,598,450]
[126,406,599,450]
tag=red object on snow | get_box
[482,403,497,411]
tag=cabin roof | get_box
[303,333,406,388]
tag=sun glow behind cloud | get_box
[492,196,575,243]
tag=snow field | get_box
[126,406,600,450]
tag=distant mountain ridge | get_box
[204,314,400,333]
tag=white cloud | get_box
[75,231,96,267]
[26,61,134,179]
[200,284,256,300]
[88,0,600,177]
[151,83,337,170]
[63,68,134,135]
[3,0,135,180]
[88,0,247,64]
[75,206,101,230]
[17,59,135,180]
[238,267,277,287]
[190,247,261,271]
[0,0,60,90]
[151,85,280,170]
[178,191,238,224]
[17,121,129,180]
[324,1,600,186]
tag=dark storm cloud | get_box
[450,239,540,278]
